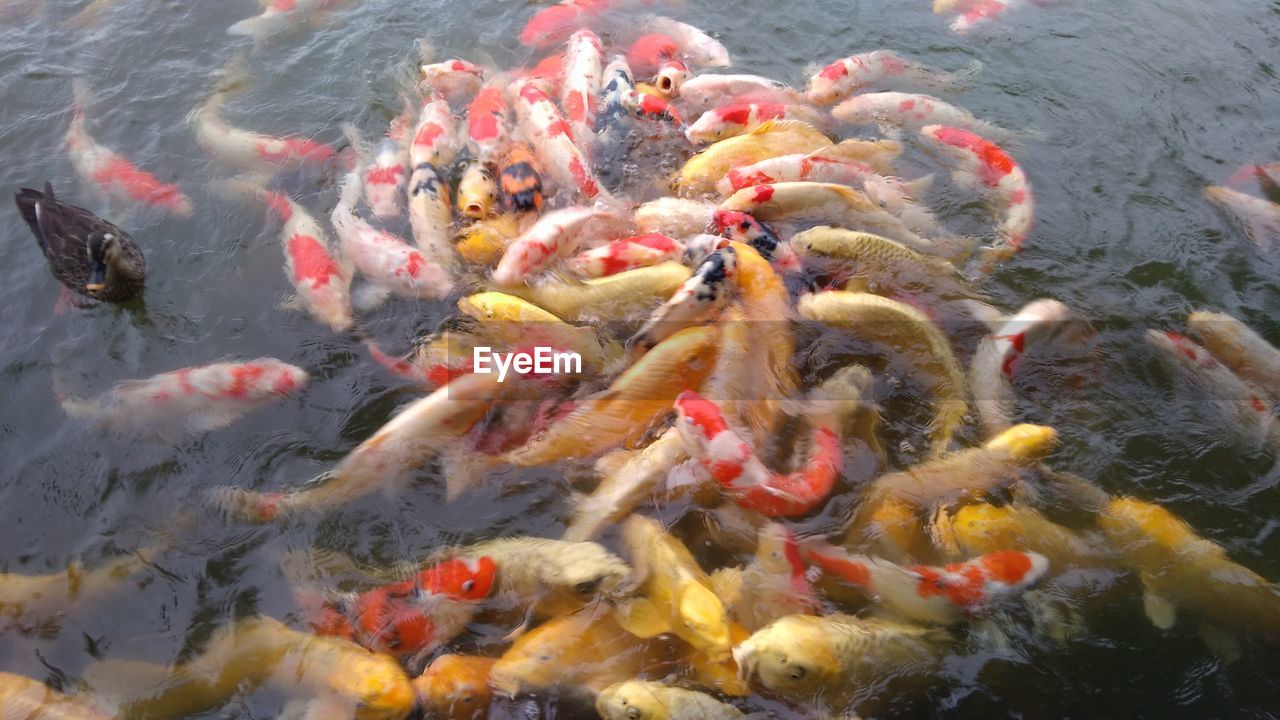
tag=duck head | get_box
[84,230,119,294]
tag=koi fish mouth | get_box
[732,643,758,683]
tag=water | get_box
[1,0,1280,717]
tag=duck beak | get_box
[86,260,107,293]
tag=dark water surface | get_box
[2,0,1280,717]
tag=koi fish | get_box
[489,605,665,696]
[561,29,605,143]
[437,537,631,619]
[67,80,192,217]
[84,616,413,720]
[218,178,353,332]
[332,148,452,300]
[734,614,951,704]
[467,81,510,165]
[511,78,609,201]
[507,261,691,322]
[615,514,735,661]
[226,0,357,37]
[632,244,736,348]
[679,73,802,110]
[801,541,1049,625]
[937,0,1027,33]
[457,291,621,377]
[920,124,1034,256]
[359,109,412,219]
[627,33,681,77]
[190,75,334,175]
[835,91,1009,138]
[211,372,502,522]
[59,358,306,435]
[1099,496,1280,648]
[407,160,455,271]
[929,502,1112,570]
[413,655,496,720]
[676,120,833,196]
[635,15,732,68]
[1187,310,1280,403]
[686,102,824,144]
[1204,185,1279,251]
[0,551,156,634]
[502,325,718,465]
[726,241,798,443]
[0,671,115,720]
[675,389,842,517]
[634,197,715,239]
[569,233,684,277]
[420,58,486,105]
[498,142,545,215]
[519,0,609,49]
[411,90,460,169]
[308,557,496,657]
[1145,330,1280,451]
[492,205,625,285]
[789,225,977,301]
[715,146,924,199]
[457,162,499,219]
[970,299,1083,436]
[807,50,977,105]
[709,523,818,631]
[563,427,687,542]
[455,213,519,266]
[597,680,745,720]
[710,210,801,272]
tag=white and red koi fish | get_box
[686,102,823,144]
[190,81,334,175]
[920,125,1033,255]
[1145,330,1280,452]
[333,145,453,300]
[492,206,625,285]
[520,0,609,49]
[654,60,691,96]
[936,0,1030,33]
[305,556,497,658]
[410,90,460,170]
[227,0,357,38]
[674,390,842,517]
[626,34,681,78]
[1204,185,1279,252]
[220,178,353,332]
[1187,311,1280,404]
[420,58,486,105]
[834,91,1009,138]
[60,358,307,434]
[801,541,1049,624]
[716,150,884,197]
[634,15,731,68]
[67,80,192,218]
[561,30,605,145]
[353,112,411,220]
[679,74,801,110]
[569,233,683,278]
[511,78,609,202]
[633,244,736,347]
[710,210,801,272]
[806,50,978,105]
[466,81,511,166]
[970,299,1076,437]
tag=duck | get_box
[14,182,145,303]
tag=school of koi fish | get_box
[4,0,1280,719]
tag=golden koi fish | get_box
[507,262,692,322]
[596,680,745,720]
[615,515,734,661]
[675,120,833,196]
[798,290,968,457]
[413,654,495,720]
[0,671,115,719]
[502,325,719,465]
[563,427,687,542]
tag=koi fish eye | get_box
[462,579,475,593]
[574,578,602,595]
[739,220,751,231]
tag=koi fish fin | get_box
[352,283,393,312]
[613,597,670,638]
[748,118,821,137]
[1141,582,1178,630]
[957,298,1008,332]
[280,694,355,720]
[708,567,743,607]
[1198,622,1242,664]
[185,406,246,433]
[440,448,499,502]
